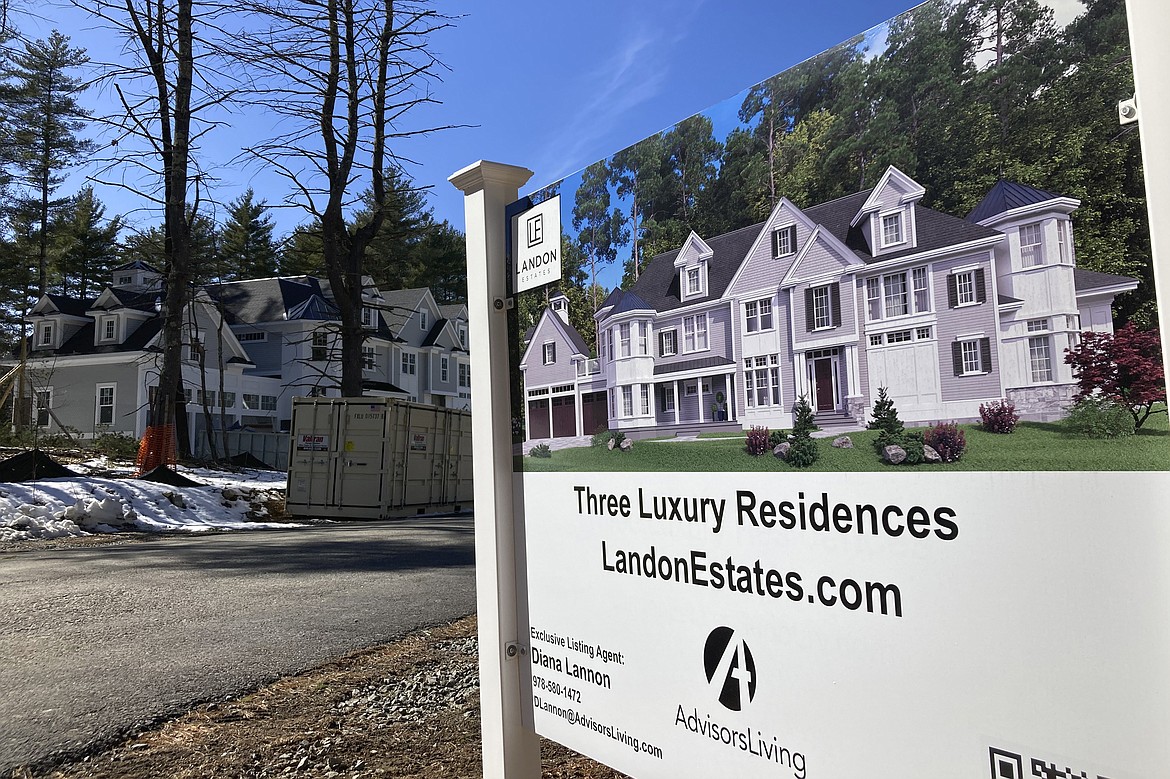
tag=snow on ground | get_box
[0,461,297,542]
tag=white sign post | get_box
[449,160,542,779]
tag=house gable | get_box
[520,308,589,387]
[850,166,926,258]
[725,198,818,297]
[779,224,864,289]
[673,232,715,302]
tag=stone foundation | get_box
[1005,384,1078,421]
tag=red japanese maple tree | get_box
[1064,324,1167,429]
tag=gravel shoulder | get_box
[7,615,627,779]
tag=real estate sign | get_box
[478,1,1170,778]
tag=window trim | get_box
[744,297,774,334]
[541,341,556,365]
[419,309,428,331]
[95,383,117,426]
[401,351,417,375]
[685,267,702,297]
[772,225,797,258]
[682,313,709,354]
[1019,221,1045,268]
[441,356,450,383]
[100,315,118,342]
[362,345,377,371]
[879,209,906,248]
[38,322,54,347]
[947,267,986,309]
[34,387,53,428]
[1028,335,1053,382]
[952,337,992,377]
[659,329,677,357]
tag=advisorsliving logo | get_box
[703,626,756,711]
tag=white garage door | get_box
[868,342,940,412]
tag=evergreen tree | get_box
[867,386,904,436]
[360,169,433,290]
[572,160,627,322]
[279,223,325,276]
[8,31,94,295]
[51,187,123,299]
[791,395,819,438]
[219,189,278,280]
[407,220,466,303]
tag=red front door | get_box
[814,358,835,411]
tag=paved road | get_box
[0,518,475,775]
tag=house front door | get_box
[813,357,836,412]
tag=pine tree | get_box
[792,395,819,439]
[8,31,94,296]
[868,386,904,436]
[220,189,278,281]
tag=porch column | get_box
[698,379,705,423]
[726,372,735,421]
[547,394,553,438]
[674,379,681,425]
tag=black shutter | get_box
[979,338,992,372]
[952,342,963,376]
[975,268,987,303]
[947,275,958,308]
[786,225,797,255]
[658,332,665,356]
[772,229,779,257]
[830,283,841,327]
[805,288,815,331]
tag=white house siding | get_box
[27,361,139,436]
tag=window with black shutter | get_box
[830,283,841,327]
[974,268,987,303]
[773,225,797,258]
[806,284,840,331]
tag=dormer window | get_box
[880,211,905,247]
[772,225,797,258]
[361,307,376,328]
[38,322,54,347]
[118,274,133,286]
[685,268,701,296]
[101,316,117,342]
[420,310,428,331]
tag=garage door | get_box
[867,342,940,413]
[528,399,550,439]
[551,396,576,438]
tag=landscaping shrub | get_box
[786,435,819,467]
[791,396,818,438]
[768,429,787,448]
[878,431,924,465]
[591,429,626,449]
[868,387,903,434]
[92,432,140,459]
[745,426,770,456]
[529,443,552,458]
[979,399,1019,433]
[1064,396,1136,438]
[924,423,966,462]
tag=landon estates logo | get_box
[704,626,756,711]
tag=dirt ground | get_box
[8,615,629,779]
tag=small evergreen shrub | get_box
[924,423,966,462]
[792,396,818,438]
[1064,396,1136,438]
[768,429,788,448]
[878,431,925,465]
[591,429,626,449]
[745,426,770,456]
[92,432,140,459]
[868,387,904,452]
[785,435,820,467]
[979,399,1019,434]
[529,443,552,458]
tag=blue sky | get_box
[27,0,1083,277]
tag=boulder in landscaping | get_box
[831,435,853,449]
[882,445,907,465]
[607,438,616,450]
[773,442,791,460]
[923,445,942,463]
[619,438,633,452]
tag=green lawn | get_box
[519,410,1170,472]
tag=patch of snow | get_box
[0,464,296,542]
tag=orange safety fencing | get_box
[136,424,177,474]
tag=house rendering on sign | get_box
[11,261,471,443]
[520,166,1138,441]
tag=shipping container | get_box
[285,397,472,518]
